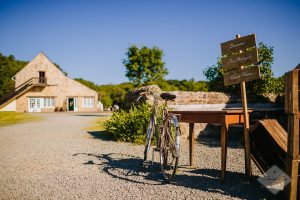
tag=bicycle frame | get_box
[140,91,181,182]
[142,92,167,161]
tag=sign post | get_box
[221,33,260,176]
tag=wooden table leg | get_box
[221,124,229,182]
[189,123,195,166]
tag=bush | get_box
[104,103,151,144]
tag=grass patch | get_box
[85,116,114,141]
[0,112,42,127]
[87,116,110,132]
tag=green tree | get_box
[158,79,208,92]
[0,53,28,98]
[203,42,284,95]
[123,45,168,86]
[75,78,99,91]
[98,82,134,108]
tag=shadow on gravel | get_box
[73,153,163,185]
[173,168,278,200]
[197,134,244,149]
[73,153,278,199]
[87,131,114,141]
[197,125,245,149]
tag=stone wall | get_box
[170,91,234,105]
[124,85,240,109]
[124,85,238,139]
[125,85,281,139]
[124,85,162,109]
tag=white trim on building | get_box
[83,97,95,108]
[28,97,55,112]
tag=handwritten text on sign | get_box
[224,65,260,86]
[222,48,258,72]
[221,34,256,56]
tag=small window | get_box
[39,71,45,78]
[39,71,46,84]
[83,97,94,108]
[43,98,55,108]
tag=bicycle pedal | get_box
[142,161,150,168]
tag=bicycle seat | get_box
[160,93,176,101]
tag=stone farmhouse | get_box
[0,52,99,112]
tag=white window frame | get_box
[28,97,42,112]
[82,97,95,108]
[43,97,55,108]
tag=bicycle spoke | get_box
[159,115,180,183]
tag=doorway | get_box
[67,97,77,112]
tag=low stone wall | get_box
[170,91,236,105]
[124,85,240,108]
[124,85,283,139]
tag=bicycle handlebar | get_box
[139,91,153,96]
[137,91,160,102]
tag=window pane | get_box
[37,99,40,108]
[91,98,94,106]
[51,98,55,107]
[83,97,94,108]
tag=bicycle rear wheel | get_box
[160,114,180,183]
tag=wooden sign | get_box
[222,48,258,72]
[221,34,256,56]
[220,34,259,178]
[224,65,260,86]
[221,33,260,85]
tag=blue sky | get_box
[0,0,299,85]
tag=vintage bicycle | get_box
[138,91,181,183]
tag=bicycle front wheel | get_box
[143,116,155,164]
[160,114,180,183]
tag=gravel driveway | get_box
[0,113,276,200]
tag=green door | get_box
[68,98,74,111]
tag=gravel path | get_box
[0,113,276,200]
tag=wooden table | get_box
[172,109,252,182]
